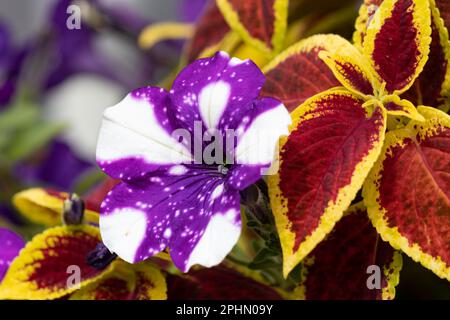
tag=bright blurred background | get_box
[0,0,198,197]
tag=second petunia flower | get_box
[96,51,291,272]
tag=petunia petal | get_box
[227,165,267,191]
[218,98,290,190]
[234,98,290,166]
[96,87,193,180]
[0,228,25,282]
[100,168,241,272]
[170,51,265,133]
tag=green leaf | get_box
[248,248,280,270]
[0,103,39,131]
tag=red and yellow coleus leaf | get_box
[363,106,450,281]
[12,188,99,226]
[216,0,288,55]
[261,34,356,111]
[166,265,282,300]
[0,225,114,299]
[318,43,428,121]
[185,1,231,62]
[318,49,375,97]
[404,0,450,109]
[70,261,167,300]
[363,0,432,95]
[269,89,387,277]
[296,203,402,300]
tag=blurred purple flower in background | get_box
[0,22,29,107]
[0,0,160,103]
[14,139,92,191]
[1,0,208,107]
[178,0,209,22]
[0,0,208,224]
[0,227,24,281]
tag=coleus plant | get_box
[0,46,291,300]
[184,0,288,63]
[183,0,360,66]
[0,188,283,300]
[264,0,450,286]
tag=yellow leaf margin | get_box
[353,1,371,50]
[292,202,402,300]
[0,225,115,300]
[430,0,450,112]
[381,94,426,121]
[363,0,432,95]
[382,249,403,300]
[263,34,360,74]
[318,50,375,99]
[363,106,450,281]
[138,22,194,50]
[13,188,99,226]
[70,261,167,300]
[216,0,288,56]
[353,1,383,50]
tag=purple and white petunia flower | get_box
[0,227,25,281]
[96,51,291,272]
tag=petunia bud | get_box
[63,194,85,225]
[86,242,117,270]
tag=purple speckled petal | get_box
[233,97,290,166]
[95,52,290,273]
[222,98,290,190]
[226,164,267,191]
[170,51,265,134]
[0,228,25,282]
[96,87,193,180]
[99,165,241,272]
